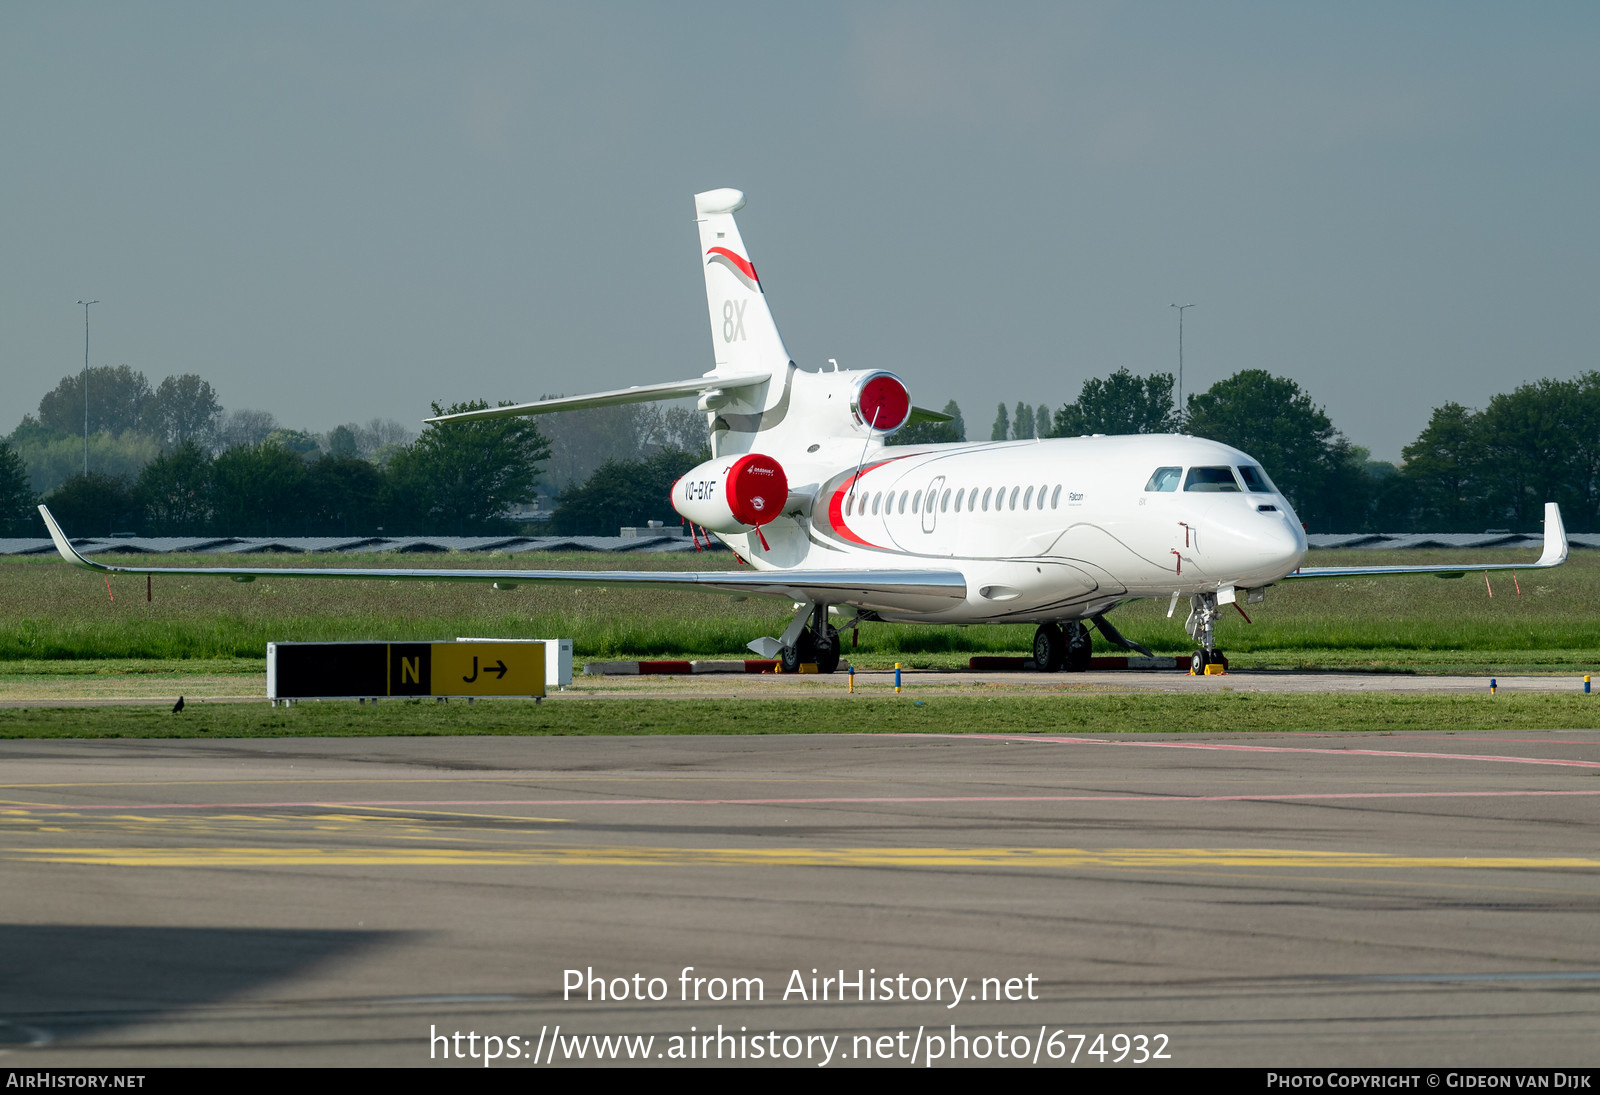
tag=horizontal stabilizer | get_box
[423,373,768,425]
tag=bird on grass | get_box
[172,696,185,714]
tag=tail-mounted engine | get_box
[847,371,911,435]
[672,453,790,548]
[790,368,914,439]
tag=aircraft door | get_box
[921,475,945,534]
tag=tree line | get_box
[2,394,546,537]
[3,363,1596,536]
[8,365,417,497]
[890,367,1599,534]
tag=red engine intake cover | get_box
[854,373,911,432]
[725,453,789,528]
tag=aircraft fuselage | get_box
[716,432,1309,624]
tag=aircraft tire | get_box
[782,631,816,674]
[814,626,841,674]
[1032,624,1064,672]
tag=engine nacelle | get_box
[672,453,790,534]
[848,370,912,434]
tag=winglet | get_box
[37,505,106,572]
[1537,502,1568,568]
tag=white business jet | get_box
[39,189,1568,674]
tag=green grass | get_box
[2,548,1597,671]
[1,693,1596,738]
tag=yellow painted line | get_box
[9,847,1600,869]
[0,777,870,790]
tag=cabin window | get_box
[941,488,951,511]
[1237,465,1278,493]
[954,488,965,511]
[1184,466,1242,492]
[1145,467,1181,492]
[871,493,881,515]
[969,488,978,511]
[844,493,854,516]
[982,488,992,511]
[1023,486,1033,510]
[912,490,922,513]
[1009,486,1020,510]
[1051,485,1062,508]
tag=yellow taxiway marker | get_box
[10,847,1600,870]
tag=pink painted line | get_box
[1409,736,1600,746]
[7,789,1600,812]
[979,735,1600,770]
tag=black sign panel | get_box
[269,641,545,699]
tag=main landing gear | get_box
[1032,621,1092,673]
[779,603,841,674]
[1185,592,1228,674]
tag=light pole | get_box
[77,300,99,475]
[1170,303,1194,414]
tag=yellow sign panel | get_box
[429,642,546,697]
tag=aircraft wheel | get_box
[1032,624,1064,672]
[1191,650,1206,674]
[781,631,815,674]
[814,626,841,674]
[1064,621,1092,672]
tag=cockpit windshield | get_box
[1184,466,1241,492]
[1236,465,1277,494]
[1144,467,1181,492]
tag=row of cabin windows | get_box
[840,464,1279,520]
[1145,465,1278,494]
[843,482,1066,518]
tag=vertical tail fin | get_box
[695,189,794,379]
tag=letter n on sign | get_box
[388,643,432,695]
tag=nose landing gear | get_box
[1185,592,1228,673]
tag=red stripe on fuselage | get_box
[826,458,902,550]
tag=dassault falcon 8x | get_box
[39,188,1568,674]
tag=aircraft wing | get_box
[1282,502,1567,580]
[423,373,770,424]
[36,506,967,602]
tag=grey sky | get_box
[5,1,1596,461]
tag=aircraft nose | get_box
[1260,506,1308,576]
[1223,503,1307,583]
